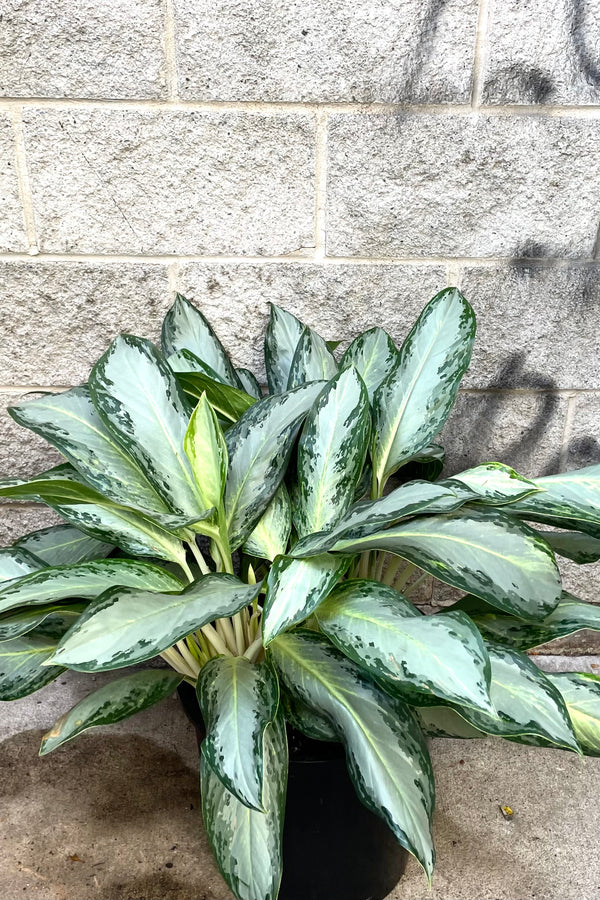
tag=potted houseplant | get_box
[0,288,598,900]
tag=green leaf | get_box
[456,592,600,651]
[162,293,241,387]
[504,466,600,538]
[243,485,291,561]
[184,394,228,515]
[224,382,325,550]
[0,604,84,641]
[372,288,476,488]
[0,464,118,506]
[294,368,371,539]
[287,326,338,389]
[327,508,562,621]
[201,713,288,900]
[270,630,435,878]
[236,368,262,400]
[0,632,65,700]
[0,559,183,616]
[48,574,261,672]
[549,672,600,757]
[451,462,543,505]
[14,525,113,567]
[401,443,446,482]
[534,530,600,564]
[197,657,280,810]
[443,644,579,751]
[167,348,229,381]
[340,327,399,402]
[280,689,339,742]
[264,303,305,395]
[173,362,256,422]
[8,386,170,514]
[292,480,468,558]
[262,554,350,645]
[89,335,204,518]
[415,706,486,739]
[317,579,493,714]
[39,669,183,755]
[0,547,45,585]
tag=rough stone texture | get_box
[0,0,167,99]
[23,110,316,256]
[327,114,600,258]
[0,669,598,900]
[460,264,600,390]
[0,114,27,252]
[566,392,600,469]
[177,261,448,378]
[0,505,64,545]
[0,261,170,384]
[174,0,478,103]
[482,0,600,105]
[439,390,568,478]
[0,392,63,479]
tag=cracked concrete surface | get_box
[0,661,598,900]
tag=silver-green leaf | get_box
[264,304,305,395]
[243,485,291,561]
[287,326,338,389]
[340,327,399,402]
[14,525,113,567]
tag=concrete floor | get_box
[0,658,598,900]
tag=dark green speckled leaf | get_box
[0,631,65,700]
[0,603,84,641]
[533,530,600,564]
[327,508,562,621]
[224,382,324,550]
[243,485,291,561]
[162,294,242,388]
[197,657,279,810]
[14,525,113,567]
[504,466,600,537]
[201,712,288,900]
[372,289,476,490]
[0,547,45,585]
[39,668,183,755]
[262,554,350,645]
[287,326,338,389]
[264,304,305,395]
[340,327,399,402]
[317,579,493,714]
[549,672,599,756]
[48,574,261,672]
[270,630,435,878]
[236,368,262,400]
[451,462,542,505]
[295,367,371,539]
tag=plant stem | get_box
[358,552,370,578]
[201,623,233,657]
[404,572,430,598]
[176,640,201,677]
[188,539,211,575]
[233,613,246,655]
[179,556,195,584]
[382,556,404,586]
[243,635,264,662]
[373,551,387,582]
[160,647,196,679]
[217,617,238,655]
[393,562,416,592]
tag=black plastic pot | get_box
[178,682,408,900]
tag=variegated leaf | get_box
[162,293,241,387]
[236,368,262,400]
[280,689,339,742]
[287,326,338,389]
[262,554,349,645]
[264,304,305,395]
[184,394,228,515]
[40,669,183,755]
[48,574,261,672]
[270,630,435,878]
[173,362,256,422]
[340,327,399,402]
[504,465,600,537]
[534,530,600,564]
[89,335,204,518]
[224,382,324,550]
[295,367,371,539]
[167,348,228,382]
[549,672,599,756]
[415,706,486,739]
[317,579,493,714]
[197,657,280,810]
[451,462,542,505]
[0,547,45,585]
[201,713,288,900]
[14,524,113,567]
[0,559,183,615]
[327,508,562,621]
[372,288,476,490]
[243,485,291,561]
[0,603,84,641]
[0,631,65,700]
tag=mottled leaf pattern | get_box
[270,631,435,878]
[317,580,493,713]
[0,632,65,699]
[40,669,183,754]
[184,394,228,515]
[0,604,83,641]
[174,364,256,422]
[280,689,339,742]
[262,554,350,645]
[451,462,542,505]
[0,547,45,585]
[197,657,279,809]
[549,672,599,756]
[243,485,291,561]
[329,509,562,621]
[162,293,241,387]
[287,326,338,389]
[224,382,324,550]
[534,531,600,564]
[505,466,600,537]
[415,706,486,739]
[14,525,113,567]
[372,288,476,488]
[49,574,261,671]
[295,368,371,538]
[340,327,399,402]
[201,713,288,900]
[236,369,262,400]
[264,304,305,394]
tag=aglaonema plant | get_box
[1,288,599,900]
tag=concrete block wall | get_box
[1,0,599,611]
